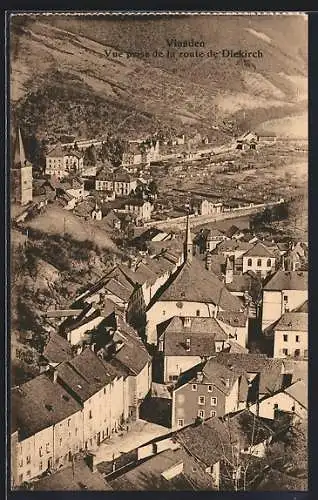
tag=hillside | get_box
[10,14,307,144]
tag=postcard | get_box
[9,11,308,492]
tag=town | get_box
[10,122,308,491]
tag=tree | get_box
[148,180,158,197]
[83,145,96,166]
[100,135,125,167]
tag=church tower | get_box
[184,214,193,263]
[11,128,33,206]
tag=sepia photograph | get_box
[9,11,308,491]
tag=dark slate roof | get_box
[215,240,253,253]
[109,447,215,491]
[274,312,308,332]
[57,348,118,402]
[112,317,151,374]
[216,310,248,328]
[12,374,82,439]
[216,353,284,395]
[226,272,260,294]
[33,458,112,491]
[157,259,243,311]
[293,300,308,313]
[243,241,275,258]
[263,271,308,291]
[42,332,74,364]
[160,316,227,356]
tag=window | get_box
[247,258,252,267]
[39,461,43,471]
[291,405,295,412]
[274,403,278,409]
[59,438,62,447]
[89,410,92,419]
[198,409,205,419]
[177,419,184,427]
[296,335,300,343]
[68,419,71,427]
[283,295,288,302]
[46,443,50,454]
[208,385,213,392]
[198,396,205,405]
[27,455,31,464]
[196,310,200,317]
[39,447,43,457]
[192,384,197,391]
[210,410,216,417]
[283,348,289,356]
[104,387,106,394]
[19,459,23,467]
[304,349,308,359]
[257,259,262,267]
[162,310,166,316]
[267,259,271,267]
[295,349,300,357]
[283,334,288,342]
[75,428,78,436]
[211,397,217,406]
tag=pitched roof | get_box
[293,300,308,313]
[284,380,307,409]
[12,374,82,439]
[46,144,65,157]
[274,312,308,332]
[216,311,248,328]
[33,458,112,491]
[160,316,227,356]
[13,128,27,166]
[201,359,240,394]
[111,317,151,374]
[57,348,118,402]
[155,259,243,311]
[264,271,308,291]
[109,447,215,491]
[216,353,284,395]
[215,240,253,253]
[42,332,74,364]
[243,242,275,258]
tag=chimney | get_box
[206,253,212,271]
[185,338,191,351]
[197,371,204,383]
[183,317,192,328]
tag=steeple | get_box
[184,214,193,264]
[13,128,26,167]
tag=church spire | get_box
[184,214,193,264]
[13,128,26,167]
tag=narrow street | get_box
[91,419,170,464]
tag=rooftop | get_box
[160,316,228,357]
[12,374,82,439]
[154,258,243,312]
[33,458,112,491]
[57,348,117,402]
[284,379,308,409]
[274,312,308,332]
[216,353,284,396]
[42,332,74,364]
[216,310,248,328]
[264,271,308,291]
[243,241,275,258]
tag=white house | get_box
[262,271,308,331]
[242,242,276,278]
[273,311,308,359]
